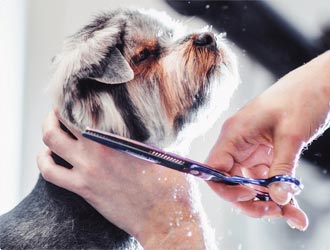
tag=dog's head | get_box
[52,9,239,147]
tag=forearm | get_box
[303,50,330,137]
[311,50,330,97]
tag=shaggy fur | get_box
[0,9,239,249]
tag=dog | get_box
[0,9,239,249]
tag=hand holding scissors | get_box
[82,128,303,202]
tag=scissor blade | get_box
[82,128,190,173]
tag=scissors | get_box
[82,127,303,201]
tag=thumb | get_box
[206,149,256,202]
[268,132,304,205]
[206,147,235,173]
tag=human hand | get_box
[37,110,214,249]
[206,51,330,230]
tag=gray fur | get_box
[0,9,239,250]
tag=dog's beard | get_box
[167,57,240,155]
[156,36,239,153]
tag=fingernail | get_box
[287,219,307,231]
[269,182,294,205]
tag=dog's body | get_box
[0,9,238,249]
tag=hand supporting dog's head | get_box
[52,9,239,147]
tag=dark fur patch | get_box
[107,83,150,141]
[0,176,134,249]
[77,78,150,141]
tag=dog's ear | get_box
[90,47,134,84]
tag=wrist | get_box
[135,193,202,247]
[140,217,206,250]
[142,219,207,250]
[133,177,212,249]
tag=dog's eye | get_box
[133,49,151,64]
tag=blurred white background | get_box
[1,0,330,249]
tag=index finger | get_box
[53,108,83,140]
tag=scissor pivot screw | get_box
[190,170,200,175]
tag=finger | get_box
[268,129,304,205]
[228,164,244,176]
[42,110,61,136]
[239,144,273,169]
[54,108,83,140]
[206,148,235,173]
[282,199,309,231]
[37,148,81,194]
[242,164,269,179]
[207,182,256,202]
[42,111,78,165]
[233,200,282,218]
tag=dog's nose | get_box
[193,32,216,48]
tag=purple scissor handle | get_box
[82,128,303,201]
[185,164,302,201]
